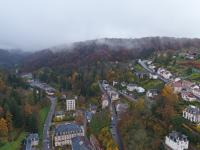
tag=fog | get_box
[0,0,200,51]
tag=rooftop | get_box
[168,131,188,142]
[72,136,93,150]
[55,123,83,136]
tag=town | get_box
[12,48,199,150]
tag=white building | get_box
[146,89,158,98]
[165,131,189,150]
[183,105,200,124]
[149,73,158,79]
[157,68,172,79]
[136,87,145,93]
[54,123,84,147]
[66,99,76,111]
[127,84,137,92]
[181,92,196,102]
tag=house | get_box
[136,87,145,93]
[121,82,126,87]
[46,88,55,96]
[116,103,128,114]
[109,91,119,101]
[72,136,93,150]
[183,105,200,124]
[25,133,39,150]
[102,80,109,89]
[165,131,189,150]
[54,123,85,147]
[146,89,158,98]
[66,99,76,111]
[85,111,93,123]
[157,68,172,79]
[181,91,196,102]
[101,94,109,109]
[172,80,194,93]
[54,111,65,120]
[192,88,200,97]
[90,105,97,114]
[146,60,152,65]
[112,81,118,86]
[149,73,158,79]
[135,72,148,79]
[148,65,156,72]
[127,84,137,92]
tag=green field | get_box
[38,106,50,140]
[0,132,26,150]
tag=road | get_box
[98,81,124,150]
[109,85,137,102]
[138,60,169,83]
[43,96,57,150]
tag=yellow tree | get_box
[0,118,8,137]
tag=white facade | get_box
[183,105,200,123]
[165,131,189,150]
[157,68,172,79]
[66,99,76,111]
[127,84,137,92]
[149,73,158,79]
[136,87,145,93]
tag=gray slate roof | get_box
[55,123,83,136]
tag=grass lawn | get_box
[38,106,50,140]
[0,132,26,150]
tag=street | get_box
[43,96,57,150]
[98,81,124,150]
[138,60,169,83]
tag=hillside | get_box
[22,37,200,72]
[0,49,29,69]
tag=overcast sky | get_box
[0,0,200,51]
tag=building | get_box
[102,80,109,89]
[72,136,93,150]
[66,99,76,111]
[157,68,172,79]
[54,123,84,147]
[116,103,128,114]
[149,73,158,79]
[146,89,158,98]
[181,91,196,102]
[183,105,200,124]
[101,94,109,109]
[85,111,93,123]
[127,84,137,92]
[136,87,145,93]
[90,105,97,114]
[54,111,65,120]
[165,131,189,150]
[25,133,39,150]
[109,91,119,101]
[121,81,126,87]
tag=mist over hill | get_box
[21,37,200,71]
